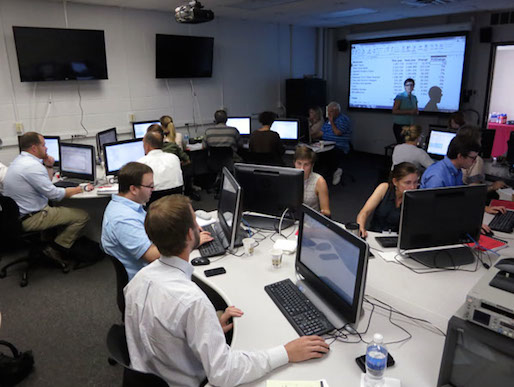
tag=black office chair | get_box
[244,152,285,166]
[206,146,234,196]
[147,186,184,206]
[0,195,69,287]
[106,324,169,387]
[108,255,129,321]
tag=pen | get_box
[320,381,324,387]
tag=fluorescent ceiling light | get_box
[322,8,377,19]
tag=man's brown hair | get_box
[143,131,163,149]
[118,162,153,193]
[19,132,42,151]
[145,195,195,257]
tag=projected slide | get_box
[349,35,466,113]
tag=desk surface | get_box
[190,214,507,386]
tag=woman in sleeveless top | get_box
[356,162,419,238]
[294,146,331,217]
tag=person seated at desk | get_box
[448,111,466,130]
[308,106,324,141]
[203,109,242,156]
[101,162,212,280]
[150,124,190,165]
[0,161,7,193]
[392,125,433,172]
[357,162,419,238]
[160,115,184,150]
[3,132,90,263]
[321,101,352,185]
[249,111,285,161]
[124,194,329,386]
[137,131,184,204]
[294,146,330,217]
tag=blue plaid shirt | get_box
[321,114,352,153]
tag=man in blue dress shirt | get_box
[321,101,352,185]
[3,132,90,262]
[421,135,480,189]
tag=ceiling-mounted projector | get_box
[175,1,214,24]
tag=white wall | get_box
[489,45,514,120]
[0,0,317,164]
[326,12,514,155]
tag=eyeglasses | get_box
[465,154,478,161]
[138,184,154,189]
[404,83,414,87]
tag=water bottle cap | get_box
[373,333,383,343]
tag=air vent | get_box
[401,0,457,7]
[490,10,514,25]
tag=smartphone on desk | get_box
[355,353,395,373]
[204,267,226,277]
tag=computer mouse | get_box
[195,210,212,220]
[482,230,495,237]
[191,257,210,266]
[494,258,514,274]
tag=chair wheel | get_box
[0,270,6,279]
[62,265,70,274]
[20,279,28,287]
[108,357,117,366]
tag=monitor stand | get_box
[242,213,294,231]
[408,246,475,268]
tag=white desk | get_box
[187,214,509,387]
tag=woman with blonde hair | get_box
[160,115,184,150]
[391,125,433,171]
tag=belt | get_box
[20,211,42,222]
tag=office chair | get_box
[147,185,184,206]
[107,255,129,321]
[0,195,69,287]
[206,146,234,196]
[244,152,285,167]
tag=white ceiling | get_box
[44,0,514,27]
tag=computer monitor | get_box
[17,135,61,166]
[296,204,369,327]
[270,119,299,142]
[96,127,117,155]
[132,120,160,139]
[60,143,96,181]
[426,127,457,159]
[226,117,251,136]
[234,163,303,230]
[398,185,487,268]
[103,139,145,176]
[218,167,243,250]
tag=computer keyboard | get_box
[54,180,79,188]
[376,236,398,248]
[198,224,226,257]
[489,211,514,233]
[265,279,335,336]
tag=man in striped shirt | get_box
[203,110,242,155]
[321,101,352,185]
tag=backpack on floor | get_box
[68,236,105,270]
[0,340,34,386]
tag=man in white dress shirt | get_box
[3,132,90,262]
[124,195,329,387]
[137,130,183,204]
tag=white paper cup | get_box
[271,248,283,268]
[243,238,256,256]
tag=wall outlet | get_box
[128,113,135,122]
[15,122,24,134]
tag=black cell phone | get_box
[204,267,226,277]
[355,353,395,373]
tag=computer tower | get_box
[285,78,326,118]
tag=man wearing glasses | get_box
[101,162,212,280]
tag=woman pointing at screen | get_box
[392,78,418,143]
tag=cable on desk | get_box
[390,248,480,274]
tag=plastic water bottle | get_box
[365,333,388,386]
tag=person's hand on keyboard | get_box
[481,223,492,235]
[284,336,329,362]
[199,227,214,245]
[219,306,244,333]
[485,206,506,215]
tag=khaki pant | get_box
[22,205,89,249]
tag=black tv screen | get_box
[156,34,213,78]
[13,26,108,82]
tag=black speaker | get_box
[285,78,327,118]
[480,27,492,43]
[337,39,348,52]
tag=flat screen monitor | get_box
[296,204,369,327]
[156,34,214,78]
[13,26,108,82]
[398,185,486,267]
[234,163,303,229]
[480,129,495,159]
[132,121,160,139]
[349,33,467,113]
[426,128,457,159]
[96,128,117,155]
[103,139,145,176]
[270,119,299,141]
[226,117,251,136]
[218,167,243,250]
[60,143,96,181]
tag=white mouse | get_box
[195,210,212,220]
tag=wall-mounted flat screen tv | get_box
[156,34,213,78]
[13,26,108,82]
[349,33,467,113]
